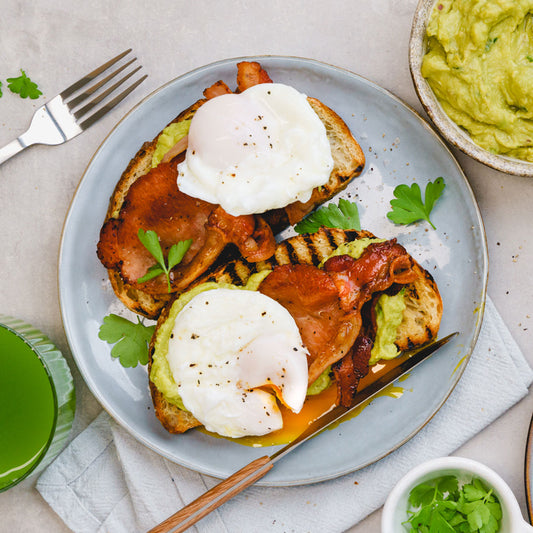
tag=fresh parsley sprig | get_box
[6,69,42,99]
[137,228,192,293]
[405,475,502,532]
[98,314,155,368]
[294,198,361,234]
[387,177,445,230]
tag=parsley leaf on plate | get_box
[294,198,361,234]
[98,314,155,368]
[137,228,192,292]
[0,81,2,98]
[404,475,502,533]
[387,177,445,230]
[7,69,42,99]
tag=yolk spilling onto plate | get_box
[200,353,409,447]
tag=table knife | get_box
[149,331,459,533]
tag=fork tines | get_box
[60,49,147,130]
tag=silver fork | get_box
[0,49,147,166]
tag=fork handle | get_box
[0,138,26,166]
[148,455,273,533]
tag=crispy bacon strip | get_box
[332,334,372,408]
[203,80,232,99]
[97,162,275,295]
[258,240,419,384]
[236,61,273,92]
[207,207,276,263]
[259,264,362,384]
[323,240,418,313]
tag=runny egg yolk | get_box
[203,351,410,447]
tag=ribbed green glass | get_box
[0,316,75,491]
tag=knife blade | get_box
[148,331,459,533]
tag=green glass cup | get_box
[0,316,75,491]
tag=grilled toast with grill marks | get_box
[98,75,365,320]
[149,227,442,434]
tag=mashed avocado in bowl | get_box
[410,0,533,175]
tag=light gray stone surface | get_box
[1,1,532,531]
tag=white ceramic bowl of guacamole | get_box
[410,0,533,176]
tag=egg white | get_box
[166,288,309,438]
[177,83,334,216]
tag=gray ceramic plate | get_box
[59,56,488,486]
[410,0,533,176]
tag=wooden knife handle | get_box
[148,455,273,533]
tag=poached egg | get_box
[166,288,309,438]
[177,83,334,216]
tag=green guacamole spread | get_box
[151,119,191,168]
[368,289,406,365]
[422,0,533,161]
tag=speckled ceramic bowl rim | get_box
[409,0,533,177]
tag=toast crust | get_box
[149,228,442,434]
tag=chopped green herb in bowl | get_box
[382,457,533,533]
[405,474,502,532]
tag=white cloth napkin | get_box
[37,297,533,533]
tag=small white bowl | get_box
[382,456,533,533]
[409,0,533,176]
